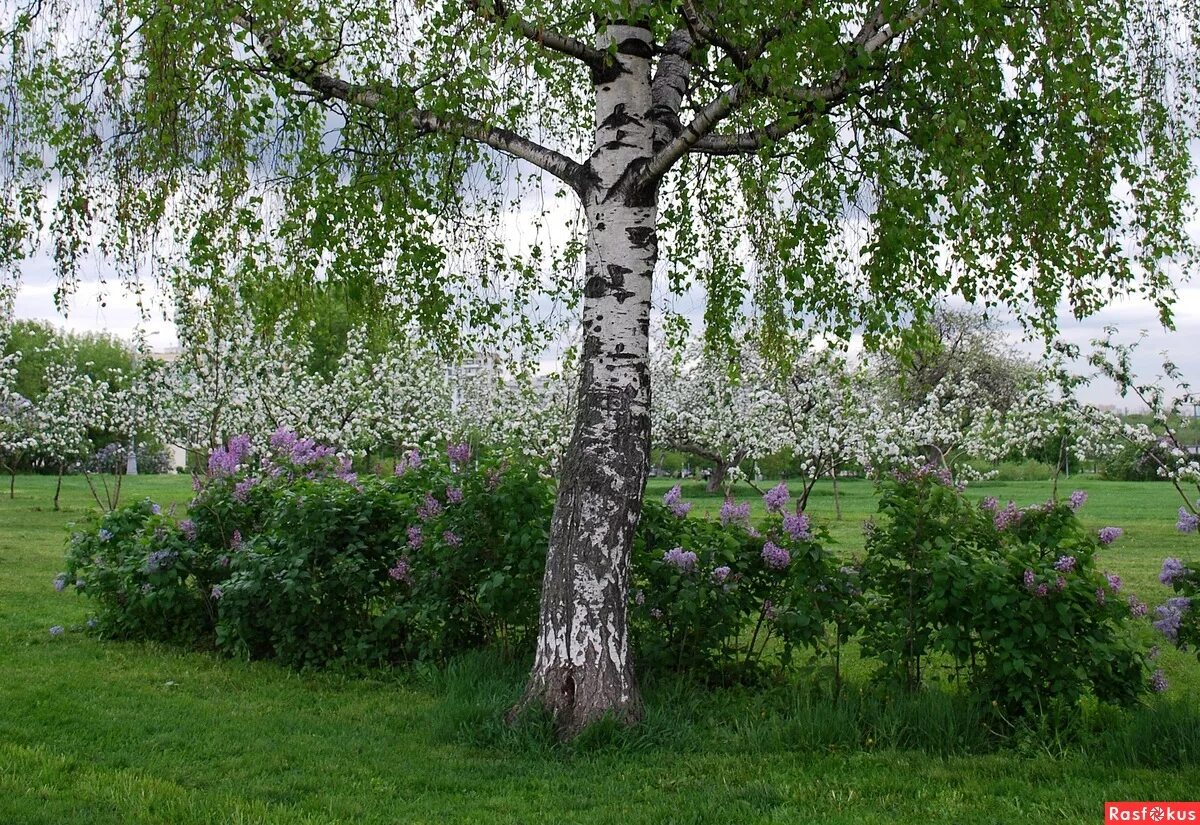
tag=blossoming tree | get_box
[651,337,783,491]
[5,0,1199,734]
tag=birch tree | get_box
[3,0,1198,734]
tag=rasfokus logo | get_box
[1106,803,1200,823]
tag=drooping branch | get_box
[684,1,934,158]
[680,0,749,70]
[466,0,611,72]
[232,14,586,187]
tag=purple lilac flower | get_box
[1149,645,1160,660]
[417,494,443,521]
[49,625,64,637]
[980,496,999,512]
[404,449,423,471]
[1150,669,1169,693]
[98,528,113,542]
[291,437,335,467]
[1128,596,1148,618]
[662,485,692,518]
[1097,526,1124,545]
[783,513,812,541]
[762,482,790,514]
[485,468,502,490]
[218,555,231,568]
[1035,583,1049,598]
[145,549,177,573]
[230,530,243,551]
[446,486,464,504]
[649,608,664,620]
[334,458,358,485]
[208,434,252,476]
[662,546,699,572]
[1105,572,1123,593]
[270,427,298,453]
[192,475,204,492]
[210,585,223,600]
[761,541,791,570]
[634,590,645,606]
[407,525,424,548]
[712,566,732,584]
[1178,508,1200,534]
[447,442,471,466]
[1152,597,1191,643]
[53,574,67,592]
[1160,557,1188,586]
[179,519,197,541]
[1055,575,1067,591]
[762,599,777,621]
[1068,490,1088,511]
[388,559,413,585]
[1023,569,1036,590]
[1053,555,1076,573]
[233,476,258,502]
[719,498,751,528]
[151,502,162,515]
[993,502,1022,530]
[442,531,462,547]
[1095,587,1107,606]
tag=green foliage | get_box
[631,499,852,680]
[2,320,133,403]
[859,470,1151,714]
[200,442,555,669]
[5,0,1195,348]
[63,498,217,644]
[1102,442,1176,481]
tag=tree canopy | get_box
[2,0,1195,347]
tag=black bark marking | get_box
[584,274,607,298]
[600,104,638,131]
[626,226,654,248]
[616,37,654,59]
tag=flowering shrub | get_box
[1151,496,1199,662]
[204,433,553,667]
[858,470,1152,714]
[630,484,850,679]
[63,498,219,643]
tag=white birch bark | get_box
[513,18,659,734]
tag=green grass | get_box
[2,473,1199,824]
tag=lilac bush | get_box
[859,469,1153,713]
[631,484,847,679]
[1151,498,1199,660]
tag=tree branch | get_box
[679,0,748,70]
[686,1,934,157]
[232,14,585,188]
[648,28,696,150]
[636,80,750,184]
[466,0,611,71]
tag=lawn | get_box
[1,473,1197,824]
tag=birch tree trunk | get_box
[513,19,658,735]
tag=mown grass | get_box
[2,473,1198,824]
